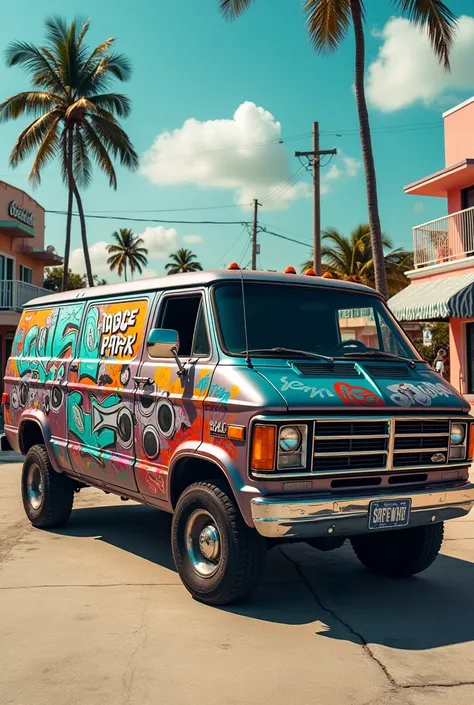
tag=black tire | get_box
[21,444,74,529]
[351,522,444,577]
[172,481,267,605]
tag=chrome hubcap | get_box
[185,509,221,577]
[27,463,43,510]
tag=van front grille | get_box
[305,416,464,477]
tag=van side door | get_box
[133,289,215,504]
[67,295,151,492]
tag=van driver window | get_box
[159,295,210,357]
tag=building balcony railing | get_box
[413,205,474,268]
[0,280,50,312]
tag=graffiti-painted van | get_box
[4,269,474,604]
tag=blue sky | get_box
[0,0,473,279]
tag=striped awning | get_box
[388,271,474,321]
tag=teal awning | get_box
[388,271,474,321]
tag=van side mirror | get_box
[147,328,179,359]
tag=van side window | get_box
[160,295,210,357]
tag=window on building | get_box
[19,265,33,284]
[461,186,474,210]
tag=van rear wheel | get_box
[351,522,444,577]
[21,445,74,529]
[172,481,266,605]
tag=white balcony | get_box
[0,280,50,311]
[413,205,474,269]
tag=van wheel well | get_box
[20,421,45,455]
[170,457,231,508]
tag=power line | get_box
[45,209,249,226]
[213,224,249,267]
[260,227,312,249]
[79,203,250,214]
[261,222,311,243]
[262,164,307,205]
[320,121,441,136]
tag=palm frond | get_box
[72,125,93,188]
[28,113,62,185]
[88,93,131,118]
[393,0,457,69]
[304,0,352,52]
[219,0,254,20]
[81,120,118,188]
[4,43,65,92]
[0,92,65,123]
[9,109,63,167]
[88,114,139,170]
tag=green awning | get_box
[388,271,474,321]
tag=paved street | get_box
[2,454,474,705]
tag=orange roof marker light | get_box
[305,268,316,276]
[284,266,296,274]
[227,262,240,270]
[322,271,333,278]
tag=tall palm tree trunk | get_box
[73,187,94,287]
[65,125,94,287]
[62,129,74,292]
[124,260,127,282]
[350,0,388,301]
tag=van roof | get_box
[29,269,382,307]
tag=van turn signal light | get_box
[227,262,240,270]
[305,268,316,276]
[284,266,296,274]
[228,425,245,441]
[251,425,276,471]
[1,392,8,405]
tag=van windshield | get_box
[213,282,415,360]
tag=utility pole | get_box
[251,198,261,270]
[295,122,336,275]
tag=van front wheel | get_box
[351,522,444,577]
[21,445,74,529]
[172,481,266,605]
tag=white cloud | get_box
[139,226,178,257]
[70,240,111,277]
[141,101,357,211]
[183,234,203,244]
[70,226,178,279]
[367,15,474,112]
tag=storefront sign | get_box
[422,328,432,346]
[8,201,35,228]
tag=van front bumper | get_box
[250,482,474,539]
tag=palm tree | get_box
[107,228,148,281]
[219,1,456,299]
[302,224,412,296]
[0,17,139,291]
[165,248,203,275]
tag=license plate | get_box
[368,499,411,530]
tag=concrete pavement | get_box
[2,454,474,705]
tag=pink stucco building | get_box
[389,96,474,402]
[0,181,62,391]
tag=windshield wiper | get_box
[241,347,334,363]
[341,350,419,369]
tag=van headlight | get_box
[449,422,467,460]
[278,425,307,469]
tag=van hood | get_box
[252,359,469,413]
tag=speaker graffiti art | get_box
[91,398,134,450]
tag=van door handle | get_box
[133,376,151,385]
[70,363,78,372]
